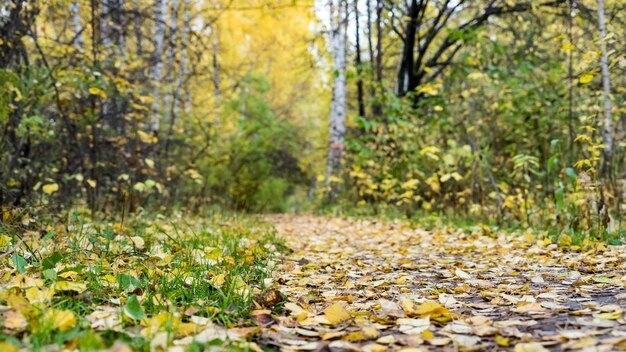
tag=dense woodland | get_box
[1,0,625,239]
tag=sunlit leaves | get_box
[579,73,595,84]
[324,303,351,324]
[42,183,59,195]
[88,87,107,98]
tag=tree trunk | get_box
[175,0,189,115]
[372,0,384,117]
[212,28,220,126]
[163,0,179,128]
[397,0,419,97]
[70,1,84,49]
[354,0,365,118]
[150,0,167,132]
[567,0,575,159]
[365,0,377,116]
[596,0,612,174]
[325,0,348,191]
[133,0,143,57]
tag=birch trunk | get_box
[354,0,365,118]
[212,28,220,125]
[174,0,189,115]
[150,0,167,132]
[596,0,612,172]
[133,0,143,56]
[163,0,179,128]
[70,0,84,49]
[325,0,347,188]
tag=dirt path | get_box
[260,215,626,351]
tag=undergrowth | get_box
[0,210,284,350]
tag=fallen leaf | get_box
[514,342,550,352]
[325,303,351,324]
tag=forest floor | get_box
[257,214,626,351]
[2,213,626,351]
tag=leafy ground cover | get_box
[0,211,283,351]
[2,213,626,351]
[261,215,626,351]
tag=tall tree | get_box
[596,0,612,173]
[150,0,167,132]
[163,0,179,129]
[133,0,143,56]
[326,0,348,190]
[354,0,365,118]
[70,0,85,49]
[211,27,220,125]
[174,0,190,115]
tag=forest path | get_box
[260,214,626,351]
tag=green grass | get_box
[0,211,284,351]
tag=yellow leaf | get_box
[344,331,366,341]
[560,42,573,51]
[43,309,77,331]
[210,273,225,288]
[324,303,351,324]
[24,287,55,304]
[412,301,451,322]
[137,130,158,144]
[361,326,380,339]
[87,179,97,188]
[284,302,309,321]
[579,73,594,84]
[422,330,434,339]
[596,311,622,320]
[514,343,549,352]
[53,281,87,293]
[414,301,444,315]
[495,335,510,347]
[522,233,535,243]
[400,299,418,316]
[560,234,572,247]
[42,183,59,195]
[0,342,18,352]
[88,87,107,98]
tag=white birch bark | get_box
[100,0,112,48]
[162,0,178,127]
[325,0,348,185]
[211,28,220,125]
[69,0,84,49]
[117,0,126,56]
[596,0,612,165]
[173,0,189,116]
[133,0,143,56]
[150,0,167,131]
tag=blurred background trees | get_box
[0,0,625,239]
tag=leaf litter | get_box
[2,213,626,351]
[261,215,626,351]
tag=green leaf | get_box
[565,168,577,188]
[43,269,57,281]
[124,295,146,320]
[12,254,27,274]
[547,153,559,173]
[555,187,564,215]
[116,274,142,292]
[42,253,64,270]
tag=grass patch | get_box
[0,210,283,351]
